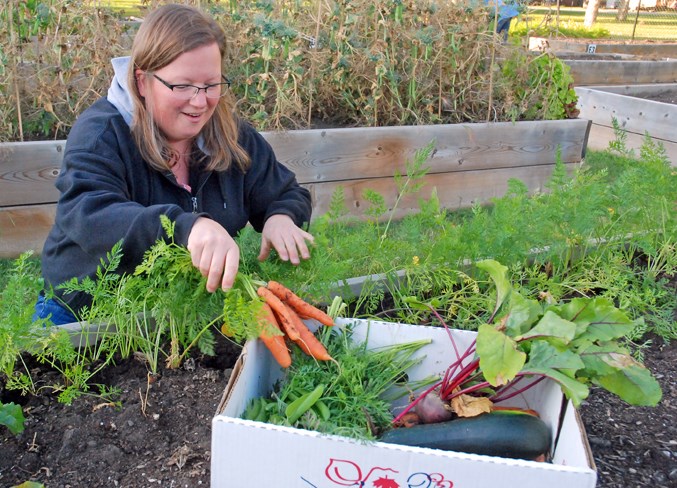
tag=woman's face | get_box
[137,42,222,149]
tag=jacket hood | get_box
[106,56,211,154]
[107,56,134,127]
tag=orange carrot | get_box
[285,305,333,361]
[220,323,235,337]
[257,302,292,369]
[266,280,334,327]
[256,286,301,341]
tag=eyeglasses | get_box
[152,73,231,100]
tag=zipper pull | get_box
[191,196,198,213]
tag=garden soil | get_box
[1,316,676,487]
[639,90,677,106]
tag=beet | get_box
[414,392,453,424]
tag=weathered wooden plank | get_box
[0,121,591,257]
[583,83,677,98]
[529,37,677,58]
[583,124,677,166]
[307,163,579,221]
[0,163,576,258]
[576,86,677,143]
[0,120,590,207]
[576,85,677,166]
[0,141,65,207]
[0,204,56,258]
[263,120,590,184]
[566,60,677,86]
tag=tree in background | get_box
[616,0,631,21]
[584,0,603,26]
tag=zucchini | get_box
[379,411,551,460]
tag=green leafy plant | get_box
[511,21,610,40]
[0,138,674,408]
[60,216,227,373]
[376,139,433,245]
[9,482,45,488]
[243,323,432,439]
[0,252,43,380]
[0,252,114,404]
[0,401,25,435]
[394,259,662,425]
[500,51,579,121]
[0,251,59,396]
[608,116,633,157]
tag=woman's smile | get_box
[138,42,222,144]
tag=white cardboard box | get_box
[212,318,597,487]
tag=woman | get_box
[35,4,313,325]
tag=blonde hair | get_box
[127,3,249,173]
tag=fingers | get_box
[260,215,315,265]
[283,229,313,264]
[202,246,238,293]
[221,248,239,290]
[188,215,314,292]
[258,237,272,262]
[187,217,240,293]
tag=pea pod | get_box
[243,398,263,421]
[285,391,300,402]
[312,399,331,421]
[255,400,272,422]
[285,384,325,424]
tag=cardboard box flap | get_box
[215,343,247,416]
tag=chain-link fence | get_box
[523,1,677,41]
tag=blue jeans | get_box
[33,293,78,325]
[496,17,514,40]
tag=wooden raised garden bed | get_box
[529,37,677,86]
[529,38,677,58]
[0,119,591,258]
[575,83,677,164]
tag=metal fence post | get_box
[631,0,642,40]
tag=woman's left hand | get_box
[259,214,314,265]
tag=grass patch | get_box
[96,0,145,18]
[514,6,677,40]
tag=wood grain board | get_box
[529,38,677,58]
[575,84,677,165]
[263,120,589,182]
[307,162,580,220]
[0,120,591,257]
[527,38,677,86]
[0,204,56,258]
[566,59,677,86]
[0,141,65,206]
[583,124,677,165]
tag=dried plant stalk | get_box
[0,0,577,141]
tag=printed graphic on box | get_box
[300,457,454,487]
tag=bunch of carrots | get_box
[224,278,335,368]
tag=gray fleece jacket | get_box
[41,57,312,312]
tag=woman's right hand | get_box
[187,217,239,293]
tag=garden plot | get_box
[528,37,677,86]
[557,55,677,87]
[575,83,677,164]
[529,38,677,58]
